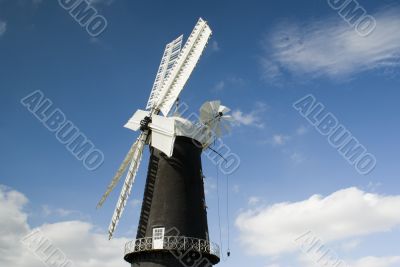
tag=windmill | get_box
[98,18,232,267]
[200,101,234,141]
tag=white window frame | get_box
[152,227,165,249]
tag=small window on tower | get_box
[152,227,165,249]
[153,228,165,240]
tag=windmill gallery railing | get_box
[124,236,220,260]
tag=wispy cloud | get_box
[350,256,400,267]
[263,125,307,147]
[41,204,86,219]
[261,6,400,80]
[0,20,7,37]
[289,152,305,164]
[271,134,290,146]
[295,125,308,135]
[213,80,225,91]
[248,196,261,206]
[212,76,245,92]
[232,102,266,128]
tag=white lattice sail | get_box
[146,35,183,110]
[156,18,212,116]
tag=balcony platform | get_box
[124,236,220,265]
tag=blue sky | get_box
[1,0,400,267]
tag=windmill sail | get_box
[200,100,234,139]
[108,132,147,239]
[96,139,139,208]
[146,35,183,110]
[156,18,212,116]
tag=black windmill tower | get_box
[97,18,233,267]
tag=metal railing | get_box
[124,236,220,258]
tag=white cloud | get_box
[264,126,307,147]
[262,7,400,79]
[262,134,291,147]
[232,110,260,126]
[261,58,283,81]
[236,187,400,256]
[367,181,382,192]
[340,239,361,252]
[232,102,266,128]
[0,20,6,36]
[297,254,400,267]
[55,208,77,217]
[0,185,129,267]
[213,81,225,91]
[271,134,290,146]
[350,256,400,267]
[248,196,261,206]
[41,205,84,218]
